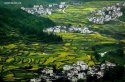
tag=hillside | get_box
[0,7,62,44]
[0,1,125,82]
[48,1,125,38]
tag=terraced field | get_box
[0,1,125,82]
[0,32,119,81]
[49,1,119,25]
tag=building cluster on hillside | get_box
[88,2,125,24]
[43,25,98,34]
[30,61,116,82]
[71,1,82,5]
[21,2,68,16]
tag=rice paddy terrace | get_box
[48,1,119,25]
[0,1,125,82]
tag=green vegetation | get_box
[0,0,125,82]
[0,7,63,81]
[49,1,119,25]
[103,65,125,82]
[0,7,62,44]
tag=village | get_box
[88,2,125,24]
[21,2,68,16]
[1,0,125,82]
[43,25,98,34]
[30,60,117,82]
[29,2,125,82]
[31,2,125,82]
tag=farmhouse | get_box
[59,2,66,9]
[30,78,41,82]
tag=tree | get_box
[103,65,125,82]
[53,77,71,82]
[93,51,101,61]
[77,79,86,82]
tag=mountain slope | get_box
[0,7,62,44]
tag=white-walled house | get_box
[21,2,68,16]
[30,78,41,82]
[63,65,72,71]
[78,73,86,79]
[88,2,125,24]
[105,61,116,67]
[41,68,53,74]
[99,52,107,57]
[30,60,118,82]
[43,25,95,34]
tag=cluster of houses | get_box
[21,2,68,16]
[43,25,98,34]
[88,2,125,24]
[4,1,21,5]
[30,60,116,82]
[71,1,82,6]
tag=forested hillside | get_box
[0,7,62,44]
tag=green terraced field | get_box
[48,1,119,25]
[0,1,125,82]
[0,32,120,81]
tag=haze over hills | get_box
[0,0,124,7]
